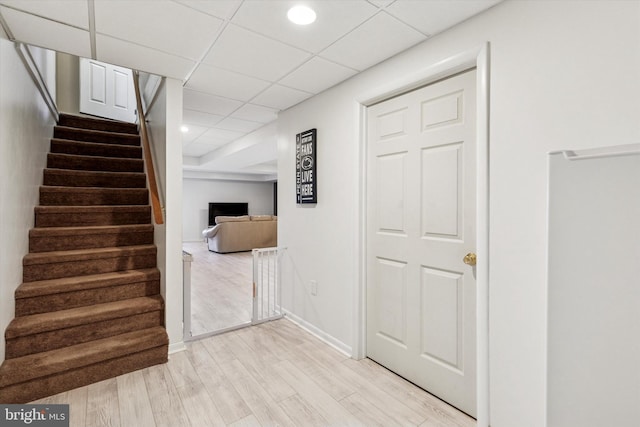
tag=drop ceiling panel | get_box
[252,84,313,111]
[186,63,270,101]
[0,0,89,29]
[181,124,209,145]
[183,109,225,128]
[96,34,196,80]
[386,0,502,36]
[231,104,279,124]
[231,0,378,53]
[279,57,358,94]
[215,117,264,133]
[183,141,225,157]
[174,0,242,20]
[320,12,426,71]
[368,0,395,6]
[198,128,246,144]
[0,6,90,58]
[94,0,223,60]
[184,89,243,116]
[203,24,310,82]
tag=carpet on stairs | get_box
[0,113,168,404]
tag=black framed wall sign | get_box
[296,128,317,204]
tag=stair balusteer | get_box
[0,114,168,403]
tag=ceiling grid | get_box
[0,0,501,179]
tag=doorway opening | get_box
[182,182,281,340]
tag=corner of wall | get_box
[146,76,184,348]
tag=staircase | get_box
[0,114,168,403]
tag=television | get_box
[208,202,248,226]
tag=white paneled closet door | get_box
[366,69,477,416]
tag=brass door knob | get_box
[463,252,477,266]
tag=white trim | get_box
[352,102,368,361]
[0,9,14,40]
[354,42,491,427]
[87,0,96,60]
[475,43,491,427]
[15,42,59,121]
[550,143,640,161]
[168,341,187,354]
[283,311,352,357]
[182,168,277,182]
[186,321,252,342]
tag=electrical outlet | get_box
[310,280,318,296]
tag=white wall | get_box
[277,1,640,426]
[182,179,274,241]
[27,45,56,103]
[0,37,56,363]
[146,78,184,352]
[56,52,80,115]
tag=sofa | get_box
[202,215,277,253]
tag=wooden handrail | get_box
[132,71,164,225]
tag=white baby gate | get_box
[252,247,283,324]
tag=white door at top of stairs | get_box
[80,58,137,124]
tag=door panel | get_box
[376,152,407,234]
[366,69,477,416]
[89,61,107,104]
[421,143,462,238]
[421,266,463,370]
[374,257,408,347]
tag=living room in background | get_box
[182,178,276,338]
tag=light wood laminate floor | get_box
[33,319,476,427]
[183,242,253,336]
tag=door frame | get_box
[353,43,490,427]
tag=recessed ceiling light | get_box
[181,126,189,133]
[287,5,316,25]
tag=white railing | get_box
[252,247,283,324]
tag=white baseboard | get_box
[283,310,352,357]
[168,341,187,354]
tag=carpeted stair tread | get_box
[58,114,138,135]
[22,245,157,281]
[47,152,144,173]
[6,296,164,339]
[15,269,160,316]
[29,224,154,252]
[23,244,156,266]
[51,138,142,159]
[5,311,164,359]
[54,126,140,146]
[0,346,167,403]
[30,224,153,237]
[43,169,147,188]
[39,186,149,206]
[0,327,168,388]
[16,268,160,299]
[35,205,151,227]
